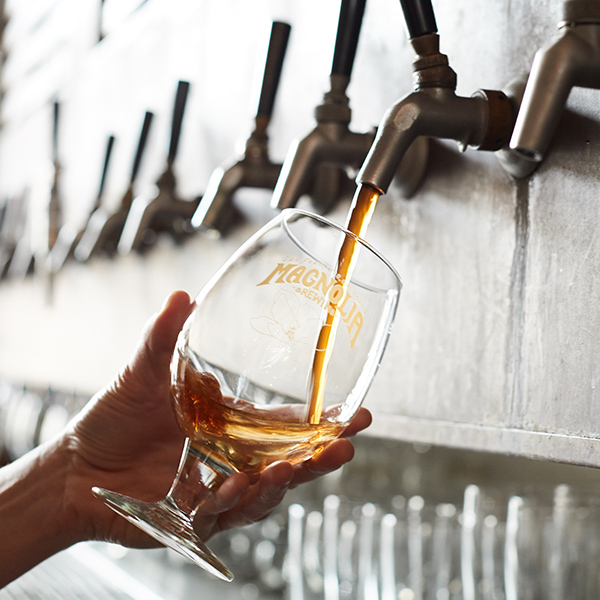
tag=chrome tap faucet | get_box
[48,101,62,253]
[508,0,600,171]
[192,21,291,234]
[75,111,153,261]
[271,0,377,213]
[47,135,115,273]
[357,0,514,195]
[0,192,28,280]
[118,80,197,254]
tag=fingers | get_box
[288,408,372,487]
[341,407,372,438]
[147,291,194,357]
[213,462,294,532]
[240,461,294,522]
[130,291,194,390]
[196,472,250,516]
[210,436,357,533]
[207,410,371,531]
[289,437,355,488]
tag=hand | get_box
[62,291,372,549]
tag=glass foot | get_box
[92,487,234,582]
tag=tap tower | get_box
[357,0,514,195]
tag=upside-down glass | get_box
[92,209,402,581]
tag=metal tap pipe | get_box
[0,194,27,279]
[118,80,194,254]
[357,1,513,195]
[74,110,153,261]
[271,0,374,213]
[47,135,115,273]
[192,21,291,234]
[358,85,492,193]
[273,98,376,209]
[193,119,282,234]
[509,0,600,164]
[48,100,62,253]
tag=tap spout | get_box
[75,111,153,261]
[357,25,513,194]
[271,0,376,213]
[192,121,281,232]
[510,3,600,163]
[193,21,291,234]
[358,87,498,194]
[118,81,192,254]
[272,105,375,210]
[192,115,282,233]
[48,135,115,273]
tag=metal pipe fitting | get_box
[357,88,496,194]
[272,117,376,211]
[75,111,153,261]
[271,0,383,213]
[118,81,195,254]
[47,135,115,273]
[192,21,291,234]
[357,27,513,194]
[509,1,600,165]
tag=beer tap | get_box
[6,100,61,281]
[271,0,376,214]
[5,191,34,279]
[48,100,62,253]
[117,80,195,254]
[75,111,153,261]
[47,135,115,273]
[0,198,13,278]
[500,0,600,177]
[0,194,26,279]
[191,21,291,234]
[356,0,514,197]
[97,0,106,42]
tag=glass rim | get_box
[280,208,403,290]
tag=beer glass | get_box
[93,209,402,581]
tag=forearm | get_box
[0,438,77,587]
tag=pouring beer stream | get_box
[307,183,381,424]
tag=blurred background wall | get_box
[0,0,598,469]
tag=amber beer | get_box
[307,183,381,424]
[171,351,347,475]
[171,184,383,469]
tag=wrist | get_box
[0,435,79,586]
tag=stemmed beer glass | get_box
[93,209,401,581]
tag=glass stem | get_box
[167,439,234,518]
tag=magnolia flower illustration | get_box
[250,289,321,368]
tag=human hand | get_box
[62,291,371,549]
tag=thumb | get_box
[128,291,195,391]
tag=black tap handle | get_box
[399,0,437,39]
[52,100,60,162]
[96,135,115,203]
[167,80,190,164]
[331,0,367,77]
[130,111,154,185]
[256,21,291,119]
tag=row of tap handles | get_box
[1,0,598,280]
